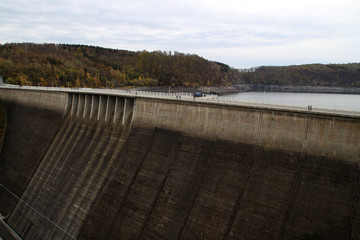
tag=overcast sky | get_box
[1,0,359,68]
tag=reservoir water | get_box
[223,92,360,112]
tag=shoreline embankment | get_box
[234,84,360,94]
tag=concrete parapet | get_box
[306,117,360,162]
[0,88,67,115]
[132,98,360,161]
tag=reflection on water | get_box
[224,92,360,112]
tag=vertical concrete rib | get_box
[223,111,263,240]
[122,98,134,125]
[86,95,92,119]
[97,95,102,121]
[106,96,115,123]
[114,97,124,124]
[90,95,94,119]
[76,94,80,117]
[278,116,310,240]
[97,95,107,121]
[113,97,118,123]
[83,94,87,118]
[122,98,128,125]
[70,94,75,116]
[65,94,72,115]
[90,95,99,120]
[72,94,79,116]
[77,94,85,117]
[83,95,90,119]
[105,96,109,122]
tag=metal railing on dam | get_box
[1,84,360,117]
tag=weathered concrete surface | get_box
[0,89,67,219]
[0,89,360,240]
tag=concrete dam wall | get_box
[0,88,359,240]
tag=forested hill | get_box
[235,64,360,87]
[1,43,359,89]
[0,43,240,88]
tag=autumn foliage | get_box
[0,43,238,88]
[1,43,359,88]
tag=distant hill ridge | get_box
[235,64,360,88]
[0,43,359,88]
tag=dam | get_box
[0,87,359,240]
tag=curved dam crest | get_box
[0,88,359,240]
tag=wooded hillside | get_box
[0,43,239,88]
[235,64,360,87]
[1,43,359,88]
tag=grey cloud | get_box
[1,0,359,67]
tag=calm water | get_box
[224,92,360,112]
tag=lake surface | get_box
[223,92,360,112]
